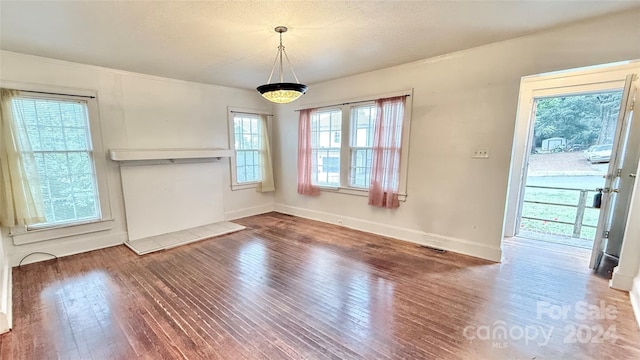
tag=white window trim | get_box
[309,90,413,201]
[0,81,114,245]
[227,107,272,191]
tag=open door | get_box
[590,74,638,269]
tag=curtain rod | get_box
[20,90,96,99]
[230,110,273,116]
[294,94,411,112]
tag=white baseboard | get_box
[610,266,635,291]
[224,203,275,221]
[274,204,502,262]
[9,231,127,267]
[631,275,640,328]
[0,257,11,334]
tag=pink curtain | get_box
[297,108,320,196]
[368,96,406,208]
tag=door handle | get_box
[631,173,637,178]
[601,188,619,193]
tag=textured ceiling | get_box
[1,1,638,89]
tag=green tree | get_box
[533,91,622,149]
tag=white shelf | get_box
[109,148,234,162]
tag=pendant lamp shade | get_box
[257,83,308,104]
[256,26,307,104]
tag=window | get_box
[349,104,376,188]
[229,109,276,192]
[12,96,101,228]
[307,91,412,198]
[232,113,263,184]
[310,109,342,187]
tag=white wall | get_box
[0,50,274,266]
[273,10,640,261]
[623,161,640,325]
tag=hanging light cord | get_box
[283,48,301,84]
[265,30,301,85]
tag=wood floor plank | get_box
[1,212,639,359]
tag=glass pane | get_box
[44,153,69,178]
[18,100,38,126]
[319,113,331,130]
[25,125,42,151]
[234,133,242,150]
[75,196,98,219]
[333,131,340,145]
[319,132,331,148]
[243,118,250,134]
[311,149,318,182]
[49,176,72,199]
[67,152,92,175]
[43,199,53,222]
[73,174,96,194]
[356,128,368,147]
[39,126,65,150]
[52,199,75,222]
[253,151,261,168]
[313,149,340,187]
[236,151,246,167]
[251,134,260,150]
[245,151,255,166]
[246,165,255,182]
[251,118,259,134]
[60,102,84,127]
[64,127,89,150]
[36,101,62,127]
[350,148,373,188]
[351,170,366,188]
[237,166,246,183]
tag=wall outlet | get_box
[472,149,489,159]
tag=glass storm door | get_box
[590,74,639,269]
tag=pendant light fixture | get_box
[256,26,307,104]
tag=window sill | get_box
[10,219,114,246]
[231,182,260,191]
[318,186,407,202]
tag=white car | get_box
[584,144,612,163]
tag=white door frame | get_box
[503,61,640,241]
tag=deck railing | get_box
[521,185,599,239]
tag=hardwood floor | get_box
[1,212,638,359]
